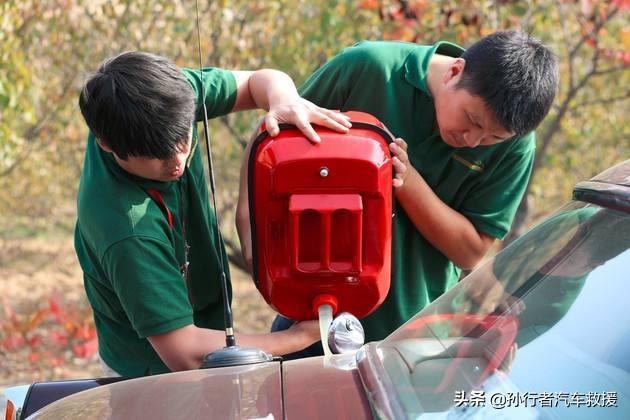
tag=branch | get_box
[571,92,630,109]
[173,26,200,62]
[15,7,38,38]
[535,40,609,170]
[568,4,618,66]
[520,0,537,32]
[593,65,629,77]
[490,0,500,29]
[555,0,574,87]
[220,116,248,149]
[0,73,78,178]
[223,235,249,273]
[136,3,160,50]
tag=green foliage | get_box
[0,0,627,242]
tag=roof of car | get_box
[589,159,630,187]
[573,159,629,212]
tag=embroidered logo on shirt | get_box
[452,154,485,173]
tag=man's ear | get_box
[96,138,113,153]
[443,58,466,85]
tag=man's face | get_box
[433,60,514,148]
[104,134,193,182]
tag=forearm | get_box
[149,325,228,372]
[235,193,252,272]
[149,322,317,372]
[235,328,314,356]
[235,127,262,273]
[188,329,313,365]
[396,166,493,269]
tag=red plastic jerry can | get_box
[248,111,394,321]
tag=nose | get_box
[463,130,482,147]
[166,154,186,171]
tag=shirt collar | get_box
[404,41,465,97]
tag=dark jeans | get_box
[271,315,324,360]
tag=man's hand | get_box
[265,97,352,143]
[231,69,351,143]
[287,319,321,343]
[389,137,409,189]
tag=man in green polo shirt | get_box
[236,30,559,356]
[75,51,352,376]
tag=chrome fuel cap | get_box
[327,312,365,354]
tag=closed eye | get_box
[467,112,482,128]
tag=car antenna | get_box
[194,0,272,368]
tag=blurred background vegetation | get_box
[0,0,628,383]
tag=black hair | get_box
[456,30,559,137]
[79,51,195,160]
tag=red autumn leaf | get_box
[73,337,98,359]
[51,356,65,366]
[27,309,48,330]
[48,296,60,313]
[3,301,21,327]
[1,334,25,351]
[74,323,96,340]
[49,297,68,324]
[388,6,404,21]
[358,0,379,10]
[28,334,43,347]
[63,320,77,332]
[50,330,69,346]
[408,0,429,14]
[28,352,41,363]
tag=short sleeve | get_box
[460,134,536,240]
[183,67,237,121]
[102,236,193,338]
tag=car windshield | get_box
[377,201,630,419]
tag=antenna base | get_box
[200,346,273,369]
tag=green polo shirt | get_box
[75,67,237,376]
[300,41,536,342]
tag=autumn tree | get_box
[1,0,627,265]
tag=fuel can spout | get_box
[313,294,364,355]
[318,304,334,356]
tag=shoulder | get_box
[78,181,171,258]
[335,41,427,68]
[504,131,536,158]
[181,67,237,119]
[314,41,429,89]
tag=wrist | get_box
[396,165,418,196]
[268,92,301,109]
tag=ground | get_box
[0,235,276,387]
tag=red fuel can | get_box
[248,111,394,321]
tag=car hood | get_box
[282,353,372,420]
[28,354,372,420]
[29,362,283,419]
